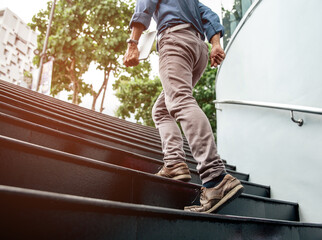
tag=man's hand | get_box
[210,32,226,68]
[123,22,145,67]
[123,43,140,67]
[210,45,225,68]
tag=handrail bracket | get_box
[290,111,303,127]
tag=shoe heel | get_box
[207,184,244,213]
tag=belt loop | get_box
[158,23,202,41]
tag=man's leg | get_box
[157,30,226,184]
[156,29,243,213]
[152,91,186,165]
[152,91,191,182]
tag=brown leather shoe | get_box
[155,162,191,182]
[184,174,244,213]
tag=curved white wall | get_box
[216,0,322,223]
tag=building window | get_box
[222,0,254,48]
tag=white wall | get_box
[216,0,322,223]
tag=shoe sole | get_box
[206,184,244,213]
[172,174,192,182]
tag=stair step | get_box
[0,81,193,152]
[0,80,161,138]
[0,93,195,161]
[0,102,247,181]
[1,80,321,238]
[0,111,254,191]
[0,83,238,170]
[0,135,297,221]
[1,185,321,240]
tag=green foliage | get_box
[23,71,33,88]
[29,0,93,103]
[29,0,135,105]
[23,71,32,79]
[85,0,134,73]
[222,0,244,48]
[84,0,135,111]
[113,59,161,126]
[193,57,218,139]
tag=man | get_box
[123,0,243,213]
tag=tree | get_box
[193,58,218,139]
[113,59,161,126]
[30,0,94,104]
[222,0,245,48]
[29,0,134,107]
[84,0,134,112]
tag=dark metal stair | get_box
[0,80,161,138]
[0,111,268,196]
[1,185,322,240]
[0,81,184,149]
[0,135,289,220]
[0,98,246,180]
[0,80,238,169]
[0,80,321,239]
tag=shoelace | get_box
[190,187,205,204]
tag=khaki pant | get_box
[152,28,226,184]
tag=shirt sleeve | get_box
[129,0,159,30]
[198,2,225,42]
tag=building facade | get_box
[221,0,254,48]
[216,0,322,223]
[0,8,37,88]
[201,0,255,49]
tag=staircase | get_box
[0,79,321,239]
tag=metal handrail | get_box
[214,99,322,126]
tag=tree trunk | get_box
[91,67,110,111]
[99,70,110,113]
[91,78,106,111]
[69,58,79,105]
[91,85,98,110]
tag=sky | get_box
[0,0,231,118]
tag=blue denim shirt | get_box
[129,0,224,42]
